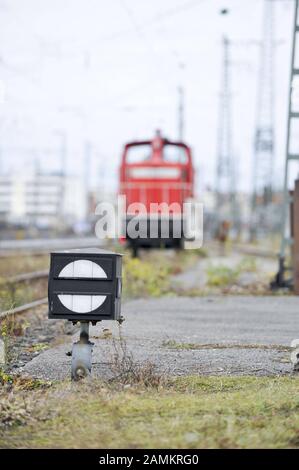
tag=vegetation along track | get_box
[0,270,48,319]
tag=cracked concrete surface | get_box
[19,296,299,380]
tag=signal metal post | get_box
[72,322,93,380]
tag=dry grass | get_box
[162,339,291,353]
[1,375,299,448]
[0,255,49,278]
[122,249,204,298]
[0,278,48,312]
[108,327,166,388]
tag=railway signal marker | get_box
[48,248,123,380]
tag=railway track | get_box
[0,236,103,257]
[233,243,276,259]
[0,242,276,321]
[0,236,105,319]
[0,298,48,320]
[207,240,277,260]
[5,270,48,284]
[0,269,48,320]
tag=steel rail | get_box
[5,270,48,284]
[0,297,48,320]
[233,244,276,259]
[0,271,48,320]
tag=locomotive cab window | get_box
[126,144,152,163]
[163,145,188,164]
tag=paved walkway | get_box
[20,296,299,380]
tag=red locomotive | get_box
[119,131,194,255]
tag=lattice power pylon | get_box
[215,36,239,231]
[250,0,276,239]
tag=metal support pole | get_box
[275,0,299,287]
[291,339,299,373]
[178,85,184,141]
[71,321,93,381]
[293,180,299,294]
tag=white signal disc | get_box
[58,294,106,313]
[58,260,107,313]
[58,259,107,279]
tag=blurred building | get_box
[0,172,87,230]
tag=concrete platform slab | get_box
[20,296,299,380]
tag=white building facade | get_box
[0,172,87,229]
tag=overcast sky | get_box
[0,0,295,194]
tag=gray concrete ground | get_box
[0,236,102,255]
[20,296,299,381]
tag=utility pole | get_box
[177,60,185,142]
[84,140,91,189]
[54,129,67,226]
[84,140,92,219]
[55,130,67,177]
[250,0,276,240]
[215,36,238,231]
[178,85,184,141]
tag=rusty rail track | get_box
[0,269,49,320]
[233,244,276,259]
[0,236,103,258]
[5,269,48,284]
[208,240,277,259]
[0,297,48,320]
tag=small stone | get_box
[38,336,47,342]
[0,338,6,365]
[184,432,198,444]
